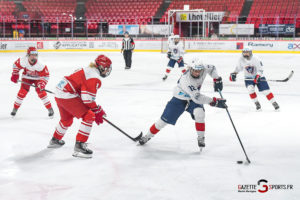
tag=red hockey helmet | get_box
[27,47,38,55]
[95,55,112,78]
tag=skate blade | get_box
[47,144,64,148]
[49,115,54,119]
[199,147,204,153]
[72,152,92,159]
[256,108,262,112]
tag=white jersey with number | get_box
[168,42,184,61]
[234,55,264,79]
[173,65,219,105]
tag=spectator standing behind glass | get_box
[121,31,135,69]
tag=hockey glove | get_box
[229,73,237,82]
[92,106,106,125]
[213,77,223,92]
[167,52,171,59]
[177,57,183,64]
[253,75,261,84]
[210,97,227,109]
[11,73,19,83]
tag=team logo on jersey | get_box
[26,70,39,77]
[173,48,178,54]
[245,66,255,74]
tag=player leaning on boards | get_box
[162,35,186,81]
[10,47,54,118]
[139,58,226,150]
[229,46,280,111]
[121,31,135,70]
[47,55,111,158]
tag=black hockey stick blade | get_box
[18,80,55,94]
[103,118,143,142]
[134,132,143,141]
[269,70,294,82]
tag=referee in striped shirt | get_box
[121,31,135,69]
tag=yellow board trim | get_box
[0,49,299,54]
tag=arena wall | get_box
[0,39,299,53]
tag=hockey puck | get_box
[237,161,243,164]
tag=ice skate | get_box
[48,137,65,148]
[125,66,130,70]
[10,108,18,117]
[162,75,168,81]
[139,134,152,145]
[72,141,93,158]
[48,108,54,118]
[197,136,205,152]
[272,102,280,111]
[255,101,261,111]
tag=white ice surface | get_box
[0,52,299,200]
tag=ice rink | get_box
[0,51,299,200]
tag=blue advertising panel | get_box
[259,24,295,35]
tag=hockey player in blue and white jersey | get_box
[167,33,175,47]
[139,58,226,150]
[162,35,186,81]
[229,46,280,111]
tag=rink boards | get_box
[0,39,299,53]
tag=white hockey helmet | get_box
[190,57,204,70]
[242,46,253,59]
[190,57,204,78]
[174,35,180,44]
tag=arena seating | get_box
[1,0,299,34]
[85,0,163,26]
[22,0,76,23]
[160,0,245,23]
[0,1,16,22]
[246,0,300,28]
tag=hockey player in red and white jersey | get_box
[229,46,280,111]
[47,55,112,158]
[10,47,54,117]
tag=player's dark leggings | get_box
[123,50,132,68]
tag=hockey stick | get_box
[18,80,55,94]
[218,89,251,164]
[103,118,143,142]
[244,70,294,82]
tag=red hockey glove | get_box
[37,80,46,90]
[177,57,183,63]
[11,73,19,83]
[92,106,106,125]
[210,97,227,109]
[229,73,237,82]
[253,75,261,84]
